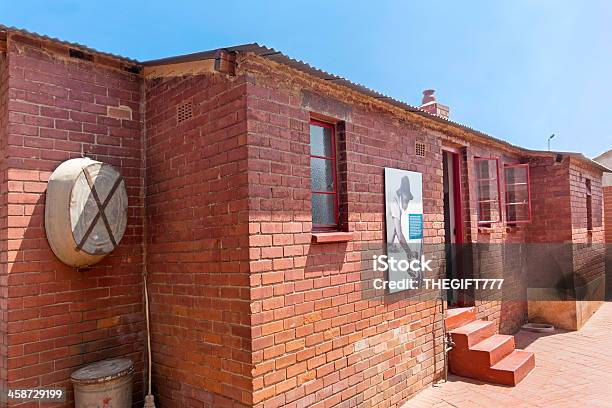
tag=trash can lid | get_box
[71,358,134,384]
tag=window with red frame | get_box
[586,178,593,231]
[475,157,501,225]
[504,163,532,224]
[309,120,339,230]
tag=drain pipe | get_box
[143,277,155,408]
[141,81,156,408]
[439,293,455,383]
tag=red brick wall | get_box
[605,186,612,244]
[0,36,605,408]
[242,56,455,408]
[604,185,612,299]
[570,161,605,242]
[1,49,9,402]
[569,161,605,286]
[144,71,252,407]
[462,145,529,335]
[526,156,572,243]
[3,36,144,407]
[239,54,588,406]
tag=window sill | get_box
[478,226,494,234]
[311,231,353,244]
[506,222,530,232]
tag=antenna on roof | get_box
[547,134,555,151]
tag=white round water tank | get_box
[45,158,128,267]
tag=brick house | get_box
[0,26,607,407]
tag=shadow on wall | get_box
[304,240,350,279]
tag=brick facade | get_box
[593,151,611,300]
[0,28,606,408]
[243,57,446,408]
[605,186,612,244]
[570,161,605,282]
[526,156,572,242]
[605,185,612,300]
[1,47,9,403]
[1,36,144,406]
[145,71,252,407]
[239,56,547,406]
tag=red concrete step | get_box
[469,334,515,366]
[450,348,535,386]
[444,307,476,331]
[447,316,535,387]
[448,333,515,378]
[489,350,535,386]
[449,319,496,349]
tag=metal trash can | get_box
[71,358,134,408]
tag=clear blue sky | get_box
[2,1,611,157]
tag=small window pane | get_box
[310,124,333,157]
[476,159,500,223]
[586,179,592,230]
[505,166,527,184]
[477,180,499,201]
[507,184,529,204]
[507,203,529,222]
[311,157,334,192]
[478,201,495,222]
[504,164,531,223]
[312,193,335,225]
[477,159,495,179]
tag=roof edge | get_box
[141,43,265,66]
[0,26,605,173]
[0,24,140,65]
[236,49,608,173]
[525,149,611,173]
[593,149,612,162]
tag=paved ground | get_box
[403,302,612,408]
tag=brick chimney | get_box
[420,89,449,119]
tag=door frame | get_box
[442,147,469,306]
[442,147,463,245]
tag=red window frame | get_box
[309,119,339,231]
[504,163,532,224]
[586,178,593,231]
[474,157,502,225]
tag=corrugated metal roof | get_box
[203,44,608,173]
[146,44,519,140]
[142,44,543,153]
[0,24,139,64]
[527,150,611,173]
[593,149,612,163]
[0,27,606,173]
